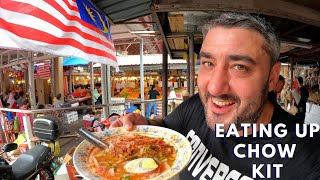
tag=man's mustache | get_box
[204,92,240,103]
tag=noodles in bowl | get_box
[73,126,192,180]
[89,134,177,179]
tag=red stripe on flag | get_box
[35,62,51,79]
[1,1,115,52]
[46,0,115,48]
[63,0,78,12]
[0,19,117,61]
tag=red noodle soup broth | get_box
[88,134,177,180]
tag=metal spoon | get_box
[77,128,159,174]
[76,127,109,150]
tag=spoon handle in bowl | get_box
[77,127,109,149]
[76,128,105,150]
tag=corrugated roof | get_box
[93,0,152,23]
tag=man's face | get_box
[198,27,277,130]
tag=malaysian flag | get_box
[0,0,117,67]
[34,61,51,79]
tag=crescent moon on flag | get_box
[83,4,109,34]
[91,8,109,34]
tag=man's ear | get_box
[268,62,281,91]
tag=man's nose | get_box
[207,67,230,95]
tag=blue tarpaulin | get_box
[63,57,89,66]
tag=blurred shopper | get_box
[17,99,33,133]
[17,91,27,108]
[168,86,177,111]
[146,85,160,118]
[294,76,309,124]
[54,94,63,108]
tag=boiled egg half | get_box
[124,158,158,174]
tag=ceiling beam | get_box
[166,32,202,38]
[151,8,172,58]
[153,0,320,27]
[281,24,309,36]
[112,21,156,25]
[114,40,161,45]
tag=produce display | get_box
[114,87,164,99]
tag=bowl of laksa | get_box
[73,125,192,180]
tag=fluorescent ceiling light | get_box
[130,31,159,34]
[281,42,312,49]
[35,63,44,66]
[297,37,311,43]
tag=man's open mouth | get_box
[212,99,235,108]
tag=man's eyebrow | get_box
[199,51,212,59]
[229,55,256,65]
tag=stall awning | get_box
[63,57,89,66]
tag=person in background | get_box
[146,85,160,118]
[1,92,8,107]
[16,91,27,108]
[17,99,33,133]
[168,86,177,111]
[36,104,46,117]
[5,103,14,125]
[268,75,285,106]
[110,12,320,179]
[294,76,309,124]
[7,90,16,108]
[14,91,19,101]
[54,94,63,108]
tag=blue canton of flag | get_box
[76,0,112,40]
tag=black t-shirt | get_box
[164,93,320,180]
[268,91,278,106]
[148,89,160,99]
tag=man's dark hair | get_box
[22,99,29,106]
[38,104,45,109]
[19,91,24,97]
[56,94,62,100]
[202,12,280,66]
[150,85,155,90]
[279,75,284,81]
[297,76,303,85]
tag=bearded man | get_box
[110,12,320,180]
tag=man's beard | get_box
[200,80,269,130]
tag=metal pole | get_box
[101,64,108,117]
[90,62,95,105]
[25,52,36,149]
[0,55,2,93]
[140,39,145,116]
[28,53,36,110]
[68,67,73,96]
[107,65,111,112]
[51,58,55,98]
[186,52,190,93]
[188,34,195,96]
[162,43,168,117]
[23,116,35,148]
[290,58,294,105]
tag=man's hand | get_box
[109,113,148,131]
